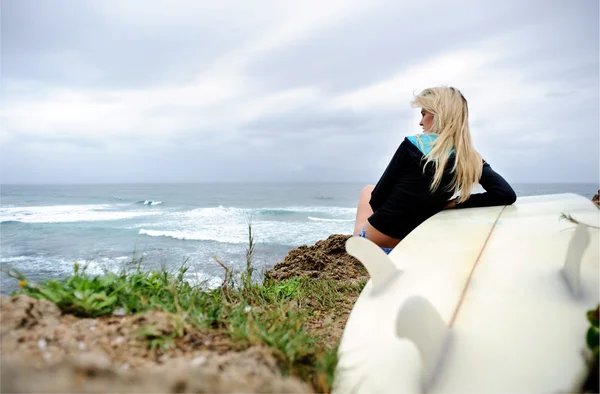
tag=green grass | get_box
[3,258,366,393]
[587,305,599,358]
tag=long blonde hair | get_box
[411,86,482,203]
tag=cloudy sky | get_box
[1,0,598,184]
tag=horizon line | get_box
[2,181,599,187]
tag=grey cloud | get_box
[243,107,401,137]
[244,0,535,94]
[544,91,578,99]
[1,0,598,184]
[1,0,260,90]
[4,132,108,150]
[482,3,598,87]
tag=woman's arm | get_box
[449,161,516,209]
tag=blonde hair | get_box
[411,86,482,203]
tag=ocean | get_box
[1,182,597,294]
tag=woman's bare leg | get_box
[353,185,375,235]
[353,185,402,248]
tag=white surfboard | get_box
[334,193,599,394]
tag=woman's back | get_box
[353,86,516,251]
[369,136,457,240]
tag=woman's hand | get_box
[444,199,457,210]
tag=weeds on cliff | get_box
[242,217,256,290]
[4,262,365,393]
[213,218,257,300]
[137,325,177,353]
[2,221,366,393]
[586,305,599,358]
[559,213,600,229]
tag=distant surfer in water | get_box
[353,86,516,253]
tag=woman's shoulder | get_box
[404,133,439,156]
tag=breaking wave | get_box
[138,200,164,206]
[308,216,354,223]
[0,204,161,224]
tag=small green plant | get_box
[137,326,176,353]
[586,304,599,357]
[260,277,302,302]
[241,216,256,291]
[560,213,600,229]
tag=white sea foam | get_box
[308,216,354,223]
[184,271,223,290]
[140,219,353,246]
[0,255,126,277]
[259,206,356,216]
[172,205,355,219]
[0,204,162,223]
[142,200,163,206]
[1,254,223,291]
[0,255,31,263]
[133,204,356,246]
[138,229,246,244]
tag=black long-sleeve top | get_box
[368,137,516,240]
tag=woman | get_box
[353,86,516,254]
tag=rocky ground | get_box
[0,234,363,393]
